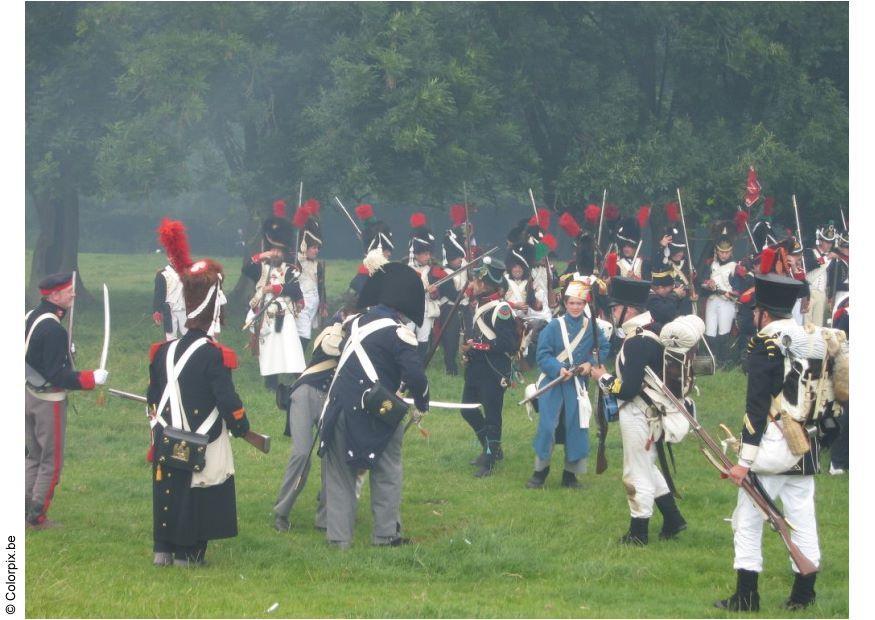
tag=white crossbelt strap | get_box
[151,338,216,433]
[25,312,61,354]
[316,316,398,427]
[559,315,593,429]
[474,299,500,341]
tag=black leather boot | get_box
[783,572,817,610]
[560,470,582,489]
[715,569,760,611]
[469,430,487,466]
[474,452,495,478]
[655,493,687,539]
[525,467,550,489]
[618,517,649,545]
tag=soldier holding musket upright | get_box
[803,222,837,326]
[292,198,328,351]
[652,217,695,315]
[25,272,109,528]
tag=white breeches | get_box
[258,311,306,375]
[804,290,827,327]
[296,290,320,339]
[705,296,736,337]
[165,309,189,341]
[732,475,820,573]
[619,400,669,518]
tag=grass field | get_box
[24,253,848,618]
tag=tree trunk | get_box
[26,163,92,308]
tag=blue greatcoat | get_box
[534,312,611,463]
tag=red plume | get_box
[157,218,193,273]
[355,204,374,221]
[734,210,749,233]
[450,204,467,227]
[293,206,310,229]
[273,200,287,219]
[760,247,777,274]
[558,212,581,238]
[665,201,680,222]
[763,196,775,216]
[604,203,620,221]
[637,205,651,228]
[535,208,551,230]
[302,198,321,217]
[410,212,427,228]
[584,204,601,224]
[605,252,619,278]
[542,233,557,251]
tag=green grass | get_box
[25,253,848,618]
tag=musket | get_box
[430,246,498,288]
[840,207,847,232]
[463,181,473,279]
[589,291,609,474]
[241,270,301,331]
[791,194,807,277]
[642,367,819,576]
[332,196,363,240]
[294,181,304,268]
[675,188,698,314]
[108,388,271,454]
[518,362,590,406]
[596,188,607,252]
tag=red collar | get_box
[479,292,503,303]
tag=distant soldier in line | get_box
[504,243,550,367]
[591,277,693,546]
[243,200,306,392]
[803,222,837,327]
[646,270,681,334]
[348,204,394,298]
[652,223,695,315]
[318,256,429,549]
[715,270,822,612]
[526,279,611,489]
[460,257,520,478]
[407,213,448,358]
[152,261,187,340]
[699,225,739,366]
[614,213,651,280]
[25,272,109,528]
[148,219,252,566]
[825,230,849,321]
[272,322,344,533]
[292,199,328,351]
[437,206,472,375]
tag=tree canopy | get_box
[26,2,848,291]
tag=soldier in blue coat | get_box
[527,280,611,489]
[319,257,429,549]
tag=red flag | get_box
[744,166,761,208]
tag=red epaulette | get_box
[211,341,238,369]
[357,264,369,275]
[431,266,448,279]
[149,341,165,363]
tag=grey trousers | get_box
[273,384,327,528]
[25,389,67,521]
[323,408,404,546]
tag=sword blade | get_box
[99,283,110,370]
[402,398,481,410]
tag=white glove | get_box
[93,369,109,385]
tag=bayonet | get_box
[332,196,363,240]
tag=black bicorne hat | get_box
[356,262,425,327]
[751,220,778,251]
[816,222,837,243]
[263,216,296,250]
[665,225,686,251]
[505,243,533,272]
[443,227,466,262]
[754,273,802,318]
[650,270,675,287]
[362,221,394,254]
[574,233,596,274]
[608,276,652,308]
[616,217,641,247]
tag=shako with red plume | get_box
[665,201,680,222]
[559,211,582,239]
[584,204,601,225]
[157,218,193,273]
[449,204,467,227]
[763,196,775,217]
[604,203,620,221]
[636,205,651,228]
[528,208,552,230]
[273,200,287,219]
[604,251,619,278]
[734,210,749,234]
[355,204,375,222]
[409,212,435,255]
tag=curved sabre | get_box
[99,283,110,371]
